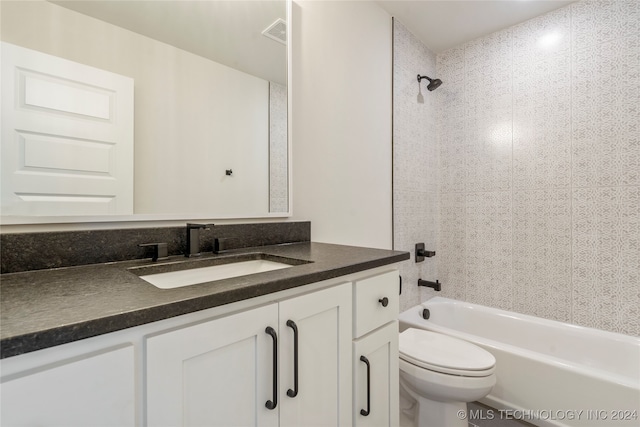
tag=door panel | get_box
[146,304,279,427]
[279,283,353,427]
[1,41,133,216]
[0,345,135,427]
[354,322,399,427]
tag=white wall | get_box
[1,0,396,243]
[291,1,393,249]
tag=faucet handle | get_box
[139,242,168,262]
[415,243,435,262]
[214,237,231,254]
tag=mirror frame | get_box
[0,0,292,226]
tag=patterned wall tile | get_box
[394,20,439,193]
[436,47,466,128]
[513,53,571,109]
[394,189,439,312]
[464,35,513,193]
[513,189,572,322]
[513,54,571,189]
[393,20,440,312]
[465,63,512,113]
[269,82,288,212]
[465,28,512,72]
[436,46,465,86]
[572,187,640,335]
[438,120,467,194]
[438,193,466,302]
[465,192,513,310]
[398,0,640,336]
[512,6,571,67]
[572,0,639,52]
[436,48,467,195]
[572,36,640,187]
[464,105,513,192]
[395,127,424,189]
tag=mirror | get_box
[0,0,290,223]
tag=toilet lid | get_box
[399,329,495,376]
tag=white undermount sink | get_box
[130,253,308,289]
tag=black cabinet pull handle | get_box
[286,320,299,398]
[265,326,278,410]
[378,297,389,307]
[360,355,371,416]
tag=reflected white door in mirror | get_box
[0,0,290,223]
[1,42,134,216]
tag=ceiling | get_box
[377,0,575,53]
[51,1,287,85]
[49,1,575,80]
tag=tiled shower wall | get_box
[435,0,639,336]
[269,82,288,212]
[393,1,639,335]
[392,21,440,313]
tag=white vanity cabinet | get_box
[146,282,353,427]
[278,282,353,427]
[352,270,400,427]
[146,303,280,426]
[0,265,401,427]
[0,344,135,427]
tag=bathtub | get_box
[398,297,640,427]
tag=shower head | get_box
[417,74,443,91]
[427,78,442,91]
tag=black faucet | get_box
[418,279,441,292]
[185,223,213,257]
[415,243,436,262]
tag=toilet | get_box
[399,328,496,427]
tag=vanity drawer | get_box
[353,270,399,338]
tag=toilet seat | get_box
[399,328,495,377]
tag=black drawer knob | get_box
[378,297,389,307]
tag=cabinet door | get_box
[0,344,135,427]
[279,282,353,427]
[353,322,399,427]
[146,303,279,427]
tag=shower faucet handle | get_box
[415,243,436,262]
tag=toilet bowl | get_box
[399,328,496,427]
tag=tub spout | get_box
[418,279,441,291]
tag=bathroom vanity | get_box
[0,240,407,426]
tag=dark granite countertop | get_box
[0,242,409,359]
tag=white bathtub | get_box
[398,297,640,427]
